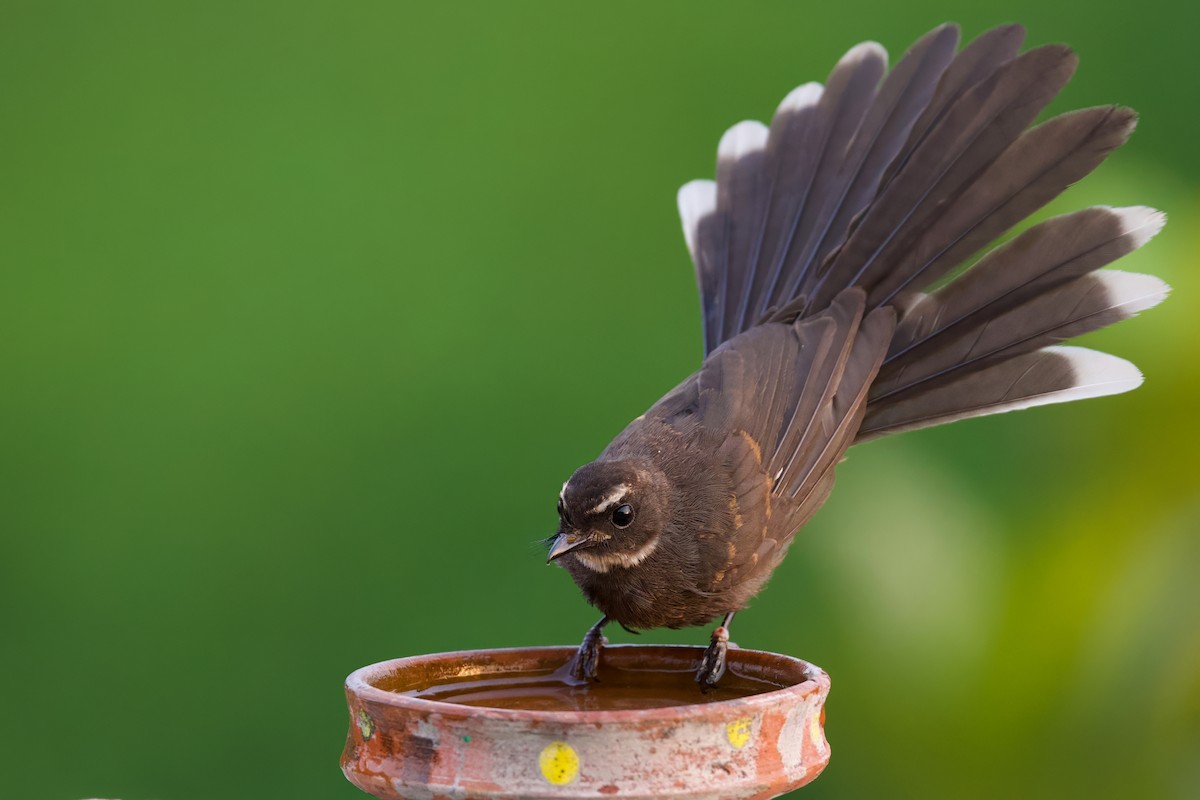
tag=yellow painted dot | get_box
[356,709,374,740]
[539,741,580,785]
[726,717,753,748]
[809,710,827,753]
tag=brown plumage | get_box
[545,23,1168,689]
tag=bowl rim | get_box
[344,643,828,724]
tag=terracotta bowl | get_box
[341,644,831,799]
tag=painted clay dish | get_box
[341,644,831,799]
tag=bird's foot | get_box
[696,625,730,693]
[570,624,608,681]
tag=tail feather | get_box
[858,346,1144,440]
[775,26,958,302]
[869,268,1167,409]
[745,80,833,331]
[715,120,771,351]
[875,206,1164,390]
[810,44,1079,310]
[678,24,1166,445]
[871,106,1138,310]
[876,24,1025,189]
[680,26,957,352]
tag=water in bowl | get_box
[398,658,785,711]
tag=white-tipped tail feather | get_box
[1115,205,1168,250]
[860,345,1144,439]
[674,25,1165,445]
[717,120,769,162]
[677,179,716,262]
[1095,270,1171,316]
[1045,345,1144,399]
[775,81,824,116]
[842,41,888,70]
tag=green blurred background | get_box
[2,1,1197,798]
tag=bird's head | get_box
[547,460,668,572]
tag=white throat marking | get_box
[573,535,659,574]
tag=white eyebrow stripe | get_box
[588,483,631,515]
[559,481,569,504]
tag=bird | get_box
[544,22,1169,690]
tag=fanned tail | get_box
[677,23,1167,439]
[860,207,1166,438]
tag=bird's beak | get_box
[547,531,590,563]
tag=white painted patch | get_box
[677,179,717,261]
[1095,269,1171,317]
[573,535,659,573]
[587,483,631,515]
[717,119,768,162]
[777,692,823,781]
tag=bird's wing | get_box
[697,289,894,531]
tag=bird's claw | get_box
[696,625,730,692]
[571,627,607,681]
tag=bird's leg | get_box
[696,612,737,692]
[570,615,609,681]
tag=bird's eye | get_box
[611,503,634,528]
[557,497,566,518]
